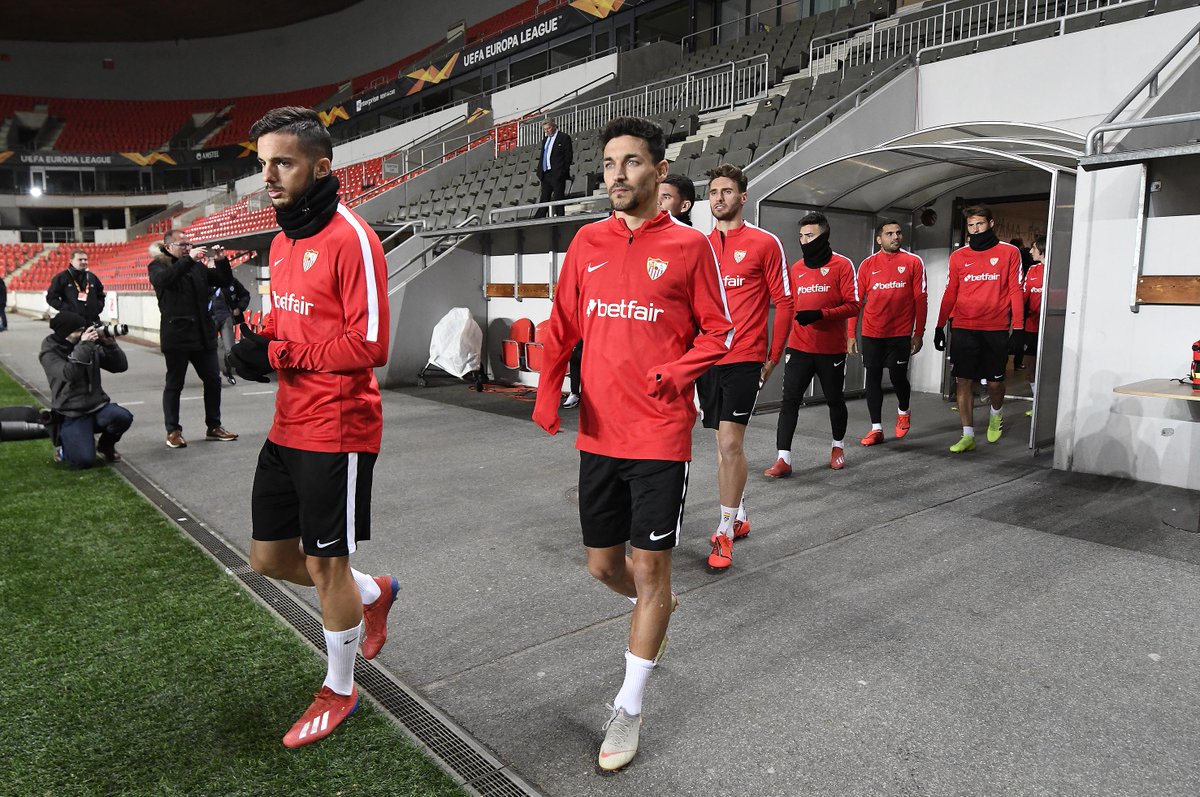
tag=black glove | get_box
[934,327,946,351]
[793,309,823,326]
[228,324,272,382]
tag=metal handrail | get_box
[526,70,619,124]
[811,0,1147,75]
[681,0,810,51]
[380,219,426,246]
[488,193,610,222]
[744,53,914,175]
[1085,20,1200,155]
[386,214,478,283]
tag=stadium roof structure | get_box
[5,0,365,42]
[762,122,1086,213]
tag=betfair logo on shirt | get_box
[872,280,908,290]
[273,291,315,315]
[723,275,745,288]
[585,298,665,322]
[1031,286,1043,293]
[795,284,832,294]
[963,273,1000,282]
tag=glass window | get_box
[636,0,690,45]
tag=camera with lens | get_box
[94,322,129,338]
[0,406,52,442]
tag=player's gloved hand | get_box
[228,324,272,382]
[933,327,946,351]
[532,375,562,434]
[646,366,687,404]
[793,309,822,326]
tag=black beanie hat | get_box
[50,311,88,338]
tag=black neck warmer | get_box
[275,174,340,240]
[801,231,833,268]
[968,227,999,251]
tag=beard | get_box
[609,182,647,213]
[269,170,317,210]
[712,204,741,221]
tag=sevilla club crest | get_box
[646,257,668,281]
[820,267,829,276]
[303,249,320,272]
[989,257,999,266]
[734,249,747,263]
[897,265,906,274]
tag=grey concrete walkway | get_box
[3,312,1199,796]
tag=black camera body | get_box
[94,322,129,338]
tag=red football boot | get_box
[282,686,359,748]
[361,575,399,660]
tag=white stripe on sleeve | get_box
[336,204,380,343]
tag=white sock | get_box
[628,596,638,605]
[612,649,655,716]
[990,406,1002,417]
[898,409,909,416]
[736,497,747,522]
[832,439,844,449]
[871,423,882,431]
[777,450,791,465]
[963,426,975,437]
[352,568,381,605]
[717,505,736,538]
[322,623,361,696]
[1029,381,1036,392]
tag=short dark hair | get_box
[1032,234,1047,252]
[799,211,829,235]
[662,173,695,224]
[70,248,87,259]
[963,204,992,221]
[600,117,666,165]
[875,218,901,237]
[707,163,747,192]
[249,106,333,162]
[662,173,695,203]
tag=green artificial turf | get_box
[0,367,465,797]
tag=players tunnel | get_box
[753,122,1085,455]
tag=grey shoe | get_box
[598,705,641,772]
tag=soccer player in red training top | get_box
[933,205,1023,452]
[1020,235,1046,415]
[848,220,927,446]
[532,116,733,771]
[765,211,860,476]
[699,163,792,574]
[227,107,398,748]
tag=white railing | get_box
[516,55,770,146]
[808,0,1146,74]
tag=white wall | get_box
[491,53,619,123]
[1054,164,1200,491]
[0,0,518,99]
[917,7,1200,133]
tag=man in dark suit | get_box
[534,119,573,218]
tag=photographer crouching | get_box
[39,310,133,468]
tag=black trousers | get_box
[776,348,848,449]
[162,348,222,433]
[568,340,583,395]
[534,171,568,218]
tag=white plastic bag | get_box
[427,307,482,378]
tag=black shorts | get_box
[251,440,378,558]
[860,335,912,371]
[1022,330,1039,356]
[697,361,762,429]
[578,452,689,552]
[949,327,1009,382]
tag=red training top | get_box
[788,252,860,355]
[849,248,927,340]
[534,212,733,461]
[261,204,390,453]
[937,241,1024,331]
[707,221,793,365]
[1023,261,1044,333]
